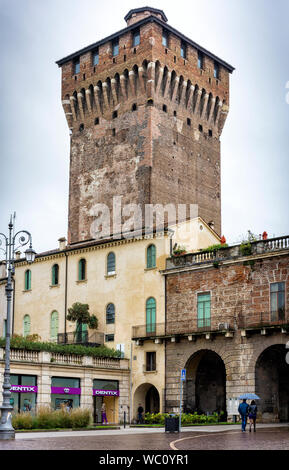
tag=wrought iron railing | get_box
[57,331,104,346]
[237,310,289,329]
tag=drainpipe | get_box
[64,252,68,337]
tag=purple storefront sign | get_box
[10,386,38,393]
[51,387,81,395]
[93,389,119,397]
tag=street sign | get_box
[181,369,186,381]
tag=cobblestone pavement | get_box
[0,425,288,451]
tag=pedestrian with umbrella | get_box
[238,394,260,433]
[248,400,258,432]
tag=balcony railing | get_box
[132,311,289,340]
[57,331,104,347]
[132,318,235,340]
[166,235,289,269]
[237,310,289,330]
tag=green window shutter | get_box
[23,315,31,337]
[197,293,211,328]
[25,270,31,291]
[52,265,59,285]
[78,259,86,281]
[50,311,59,342]
[146,297,156,333]
[147,245,156,268]
[75,321,88,343]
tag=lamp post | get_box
[0,216,36,440]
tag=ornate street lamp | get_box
[0,215,36,440]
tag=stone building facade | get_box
[56,7,234,243]
[160,236,289,422]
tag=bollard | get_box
[124,411,126,428]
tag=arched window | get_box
[75,320,88,343]
[106,303,115,324]
[78,259,86,281]
[147,245,156,269]
[24,270,31,291]
[107,252,116,275]
[146,298,156,333]
[50,311,59,342]
[52,264,59,286]
[23,315,31,337]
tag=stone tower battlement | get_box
[57,8,234,244]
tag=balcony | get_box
[165,235,289,270]
[132,318,235,343]
[132,311,289,343]
[237,310,289,334]
[57,331,104,347]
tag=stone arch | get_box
[133,383,160,419]
[255,343,289,422]
[183,347,228,417]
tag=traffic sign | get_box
[181,369,186,381]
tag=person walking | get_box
[101,402,108,425]
[137,404,144,424]
[238,399,249,432]
[248,400,258,432]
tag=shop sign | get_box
[93,389,119,397]
[51,387,81,395]
[10,386,38,393]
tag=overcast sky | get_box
[0,0,288,254]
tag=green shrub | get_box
[0,336,121,359]
[144,412,221,425]
[12,406,92,430]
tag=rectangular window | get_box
[105,334,114,342]
[270,282,285,321]
[181,41,187,59]
[74,58,80,74]
[197,293,211,328]
[116,344,125,358]
[93,379,119,391]
[132,29,140,47]
[214,61,219,79]
[198,51,204,69]
[162,30,168,47]
[146,352,156,372]
[112,39,119,57]
[93,49,99,66]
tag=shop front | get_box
[93,379,119,424]
[51,377,81,410]
[10,374,37,413]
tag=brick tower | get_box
[56,7,234,244]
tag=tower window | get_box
[147,99,154,106]
[112,39,119,57]
[187,118,191,126]
[173,110,177,117]
[94,117,99,125]
[198,51,204,70]
[162,104,167,113]
[209,129,213,137]
[112,111,118,119]
[92,48,99,66]
[74,58,80,75]
[132,28,140,47]
[79,124,84,132]
[199,124,203,132]
[214,61,219,79]
[132,103,137,111]
[162,30,169,47]
[181,41,187,59]
[112,128,116,136]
